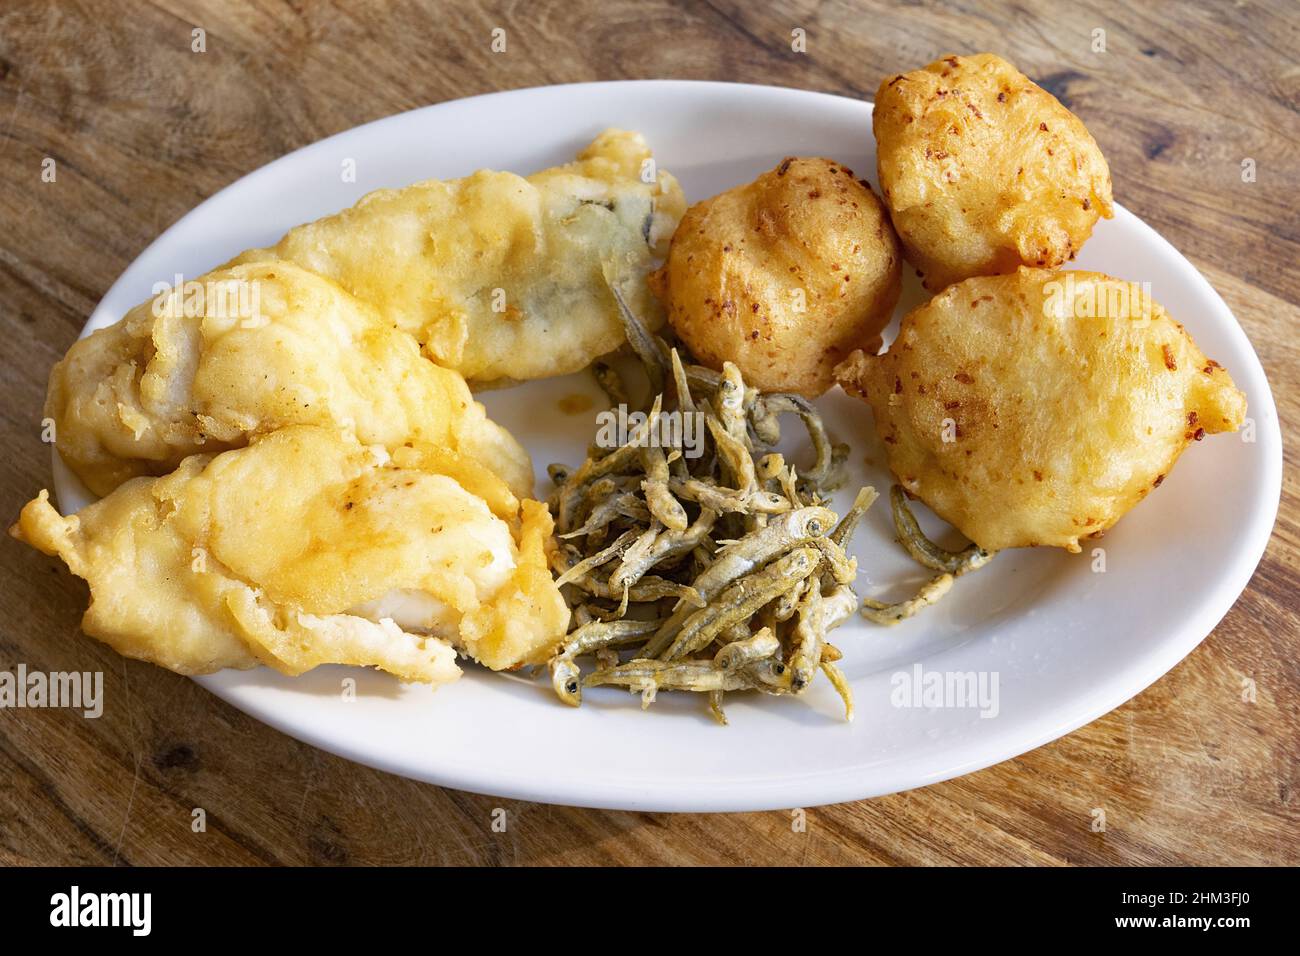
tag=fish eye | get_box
[807,520,821,535]
[566,681,579,694]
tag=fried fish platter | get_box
[46,260,533,499]
[11,426,570,681]
[835,268,1246,552]
[874,53,1113,292]
[228,129,686,387]
[650,157,901,397]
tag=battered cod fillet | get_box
[46,261,533,499]
[11,426,570,681]
[227,129,687,386]
[835,268,1247,552]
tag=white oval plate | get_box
[56,81,1281,811]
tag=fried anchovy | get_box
[831,486,879,549]
[608,509,719,591]
[820,660,854,721]
[788,576,824,693]
[714,626,780,671]
[758,393,834,486]
[642,443,688,532]
[821,584,860,630]
[756,452,785,485]
[561,618,660,657]
[609,277,669,400]
[559,492,649,539]
[592,359,629,407]
[811,537,858,585]
[553,528,642,587]
[716,363,749,442]
[585,657,785,698]
[549,618,666,707]
[568,573,705,607]
[890,485,997,576]
[705,408,757,494]
[748,395,783,447]
[660,547,820,661]
[776,463,803,508]
[668,477,790,516]
[670,348,696,414]
[550,656,584,706]
[708,689,728,726]
[555,396,661,528]
[773,576,809,623]
[861,572,954,625]
[640,507,835,658]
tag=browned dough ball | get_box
[874,53,1114,292]
[834,268,1246,553]
[649,157,902,397]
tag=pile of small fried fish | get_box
[542,289,988,723]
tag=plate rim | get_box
[54,79,1284,812]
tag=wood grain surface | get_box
[0,0,1296,866]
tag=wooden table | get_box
[1,0,1295,866]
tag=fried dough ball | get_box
[835,268,1246,552]
[874,53,1114,292]
[650,157,901,397]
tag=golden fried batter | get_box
[874,53,1113,292]
[650,157,901,397]
[835,269,1246,552]
[46,260,533,500]
[12,426,569,681]
[230,129,685,386]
